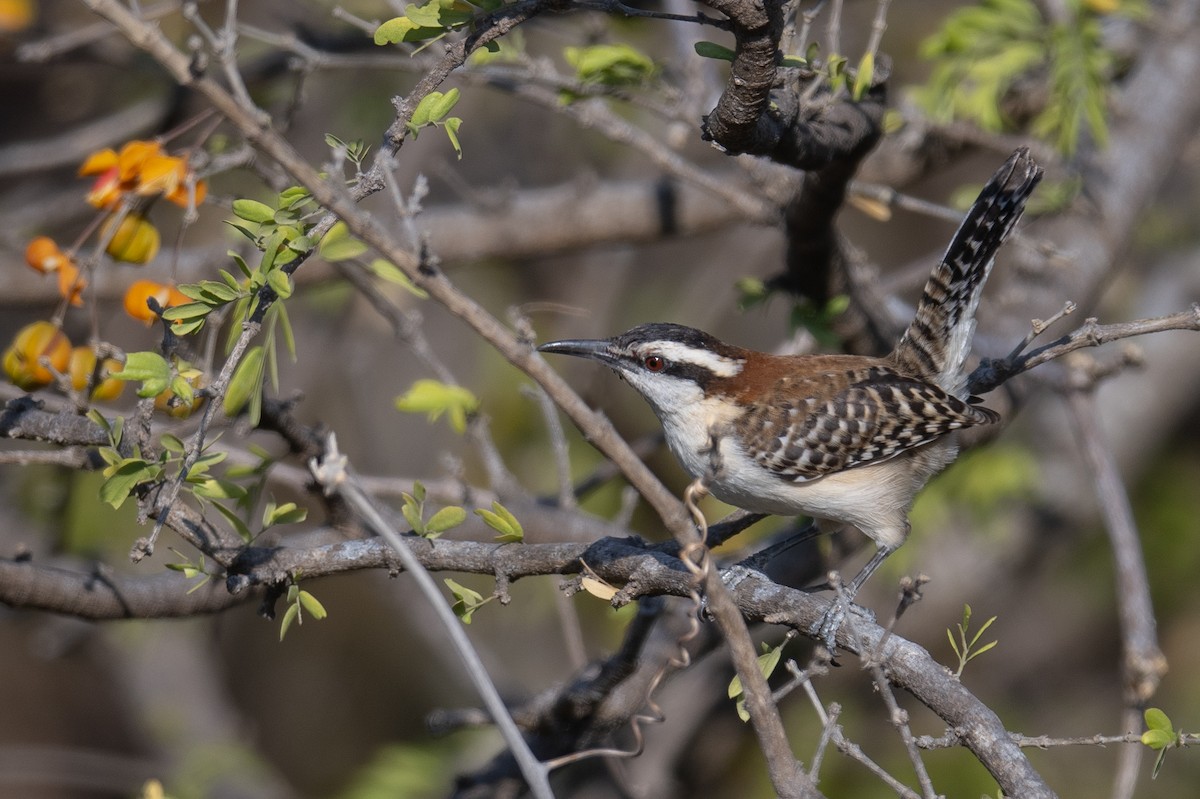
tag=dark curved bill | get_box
[537,338,618,365]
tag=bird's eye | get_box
[643,355,666,372]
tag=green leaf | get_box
[264,501,308,527]
[318,221,369,262]
[232,199,276,224]
[1152,748,1168,780]
[161,302,211,322]
[694,41,736,62]
[445,578,487,624]
[297,590,327,620]
[278,186,313,209]
[1142,729,1175,750]
[180,279,243,304]
[476,501,523,543]
[374,16,439,45]
[426,506,467,534]
[365,259,428,298]
[224,346,265,418]
[394,379,479,434]
[168,374,195,408]
[564,43,655,86]
[1145,707,1173,733]
[190,478,247,500]
[98,459,161,509]
[229,252,253,279]
[279,602,299,641]
[402,499,424,535]
[727,640,786,722]
[160,434,186,453]
[426,87,460,122]
[211,500,254,542]
[114,351,169,382]
[113,351,172,398]
[267,269,294,299]
[276,301,297,362]
[735,276,769,310]
[442,117,463,159]
[852,50,875,101]
[411,91,448,129]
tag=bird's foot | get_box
[720,565,760,591]
[809,598,875,652]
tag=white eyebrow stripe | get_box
[650,341,745,377]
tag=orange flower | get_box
[117,140,163,182]
[124,280,190,324]
[80,139,206,210]
[78,148,118,177]
[166,170,207,208]
[2,321,71,390]
[85,166,123,210]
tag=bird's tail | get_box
[892,148,1043,395]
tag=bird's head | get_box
[538,322,747,415]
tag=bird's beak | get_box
[537,338,619,366]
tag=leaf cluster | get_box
[946,604,998,678]
[918,0,1145,155]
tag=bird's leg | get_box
[812,543,896,651]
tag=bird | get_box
[539,148,1043,649]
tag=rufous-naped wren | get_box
[540,148,1043,648]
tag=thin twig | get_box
[870,665,936,799]
[1064,379,1166,704]
[968,305,1200,395]
[309,435,555,799]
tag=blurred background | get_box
[2,0,1200,797]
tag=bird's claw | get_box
[809,598,875,652]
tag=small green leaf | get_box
[1141,729,1175,749]
[224,346,265,418]
[264,501,308,527]
[168,374,195,408]
[232,199,276,224]
[211,500,254,542]
[112,354,172,397]
[410,93,438,129]
[426,506,468,534]
[160,434,185,453]
[297,590,328,620]
[442,117,463,159]
[1152,748,1168,779]
[267,269,294,299]
[852,50,875,101]
[694,41,736,62]
[445,578,487,624]
[161,302,212,322]
[426,87,460,122]
[476,501,523,542]
[1145,707,1173,733]
[190,478,247,500]
[229,252,254,279]
[394,379,479,433]
[365,259,429,298]
[279,603,299,641]
[318,221,369,262]
[98,459,161,509]
[564,43,655,86]
[401,491,424,535]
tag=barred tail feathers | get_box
[892,148,1043,395]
